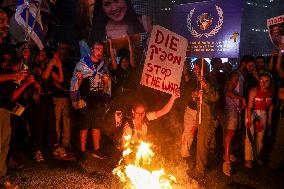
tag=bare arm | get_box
[51,59,64,83]
[154,95,179,119]
[41,60,54,80]
[182,65,190,82]
[0,70,27,83]
[0,74,15,83]
[246,88,256,127]
[108,39,118,71]
[278,88,284,100]
[276,44,284,78]
[225,73,246,108]
[225,73,242,100]
[127,35,136,68]
[268,49,277,71]
[12,75,35,101]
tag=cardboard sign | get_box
[267,15,284,47]
[140,25,188,95]
[172,0,243,58]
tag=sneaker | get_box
[53,147,68,159]
[92,150,107,160]
[4,180,18,189]
[244,160,252,168]
[222,161,231,176]
[8,158,24,170]
[34,151,45,163]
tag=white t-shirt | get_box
[121,112,156,144]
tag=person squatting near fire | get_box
[181,59,219,180]
[244,73,273,168]
[70,41,111,160]
[223,55,255,176]
[114,93,179,149]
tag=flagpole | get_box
[25,0,30,41]
[27,0,43,45]
[198,58,204,125]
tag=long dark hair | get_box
[76,0,93,40]
[90,0,145,42]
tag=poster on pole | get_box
[140,25,188,96]
[267,15,284,47]
[172,0,243,58]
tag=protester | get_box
[28,49,68,163]
[223,55,255,176]
[186,59,219,180]
[268,43,284,170]
[0,70,30,189]
[180,62,200,160]
[70,41,110,160]
[255,56,268,74]
[116,94,179,148]
[109,35,138,111]
[245,73,273,168]
[52,42,74,150]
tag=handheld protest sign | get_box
[140,25,188,96]
[267,15,284,47]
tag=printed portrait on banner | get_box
[267,15,284,47]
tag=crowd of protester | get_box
[1,3,284,189]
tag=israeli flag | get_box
[15,0,45,50]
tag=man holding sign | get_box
[183,60,220,180]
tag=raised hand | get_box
[14,70,28,82]
[49,0,57,4]
[102,74,110,84]
[24,75,35,86]
[75,71,83,80]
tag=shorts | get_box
[223,109,241,130]
[76,103,105,130]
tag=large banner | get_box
[173,0,243,58]
[140,25,188,96]
[267,15,284,47]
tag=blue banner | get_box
[172,0,243,58]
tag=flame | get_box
[113,135,177,189]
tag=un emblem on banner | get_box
[187,5,224,38]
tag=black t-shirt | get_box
[185,72,198,110]
[32,65,54,94]
[79,76,105,107]
[111,66,137,95]
[52,59,76,98]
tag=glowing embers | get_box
[113,135,177,189]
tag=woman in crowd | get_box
[29,49,67,163]
[109,35,137,99]
[245,73,273,168]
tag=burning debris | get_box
[113,135,177,189]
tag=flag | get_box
[15,0,45,50]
